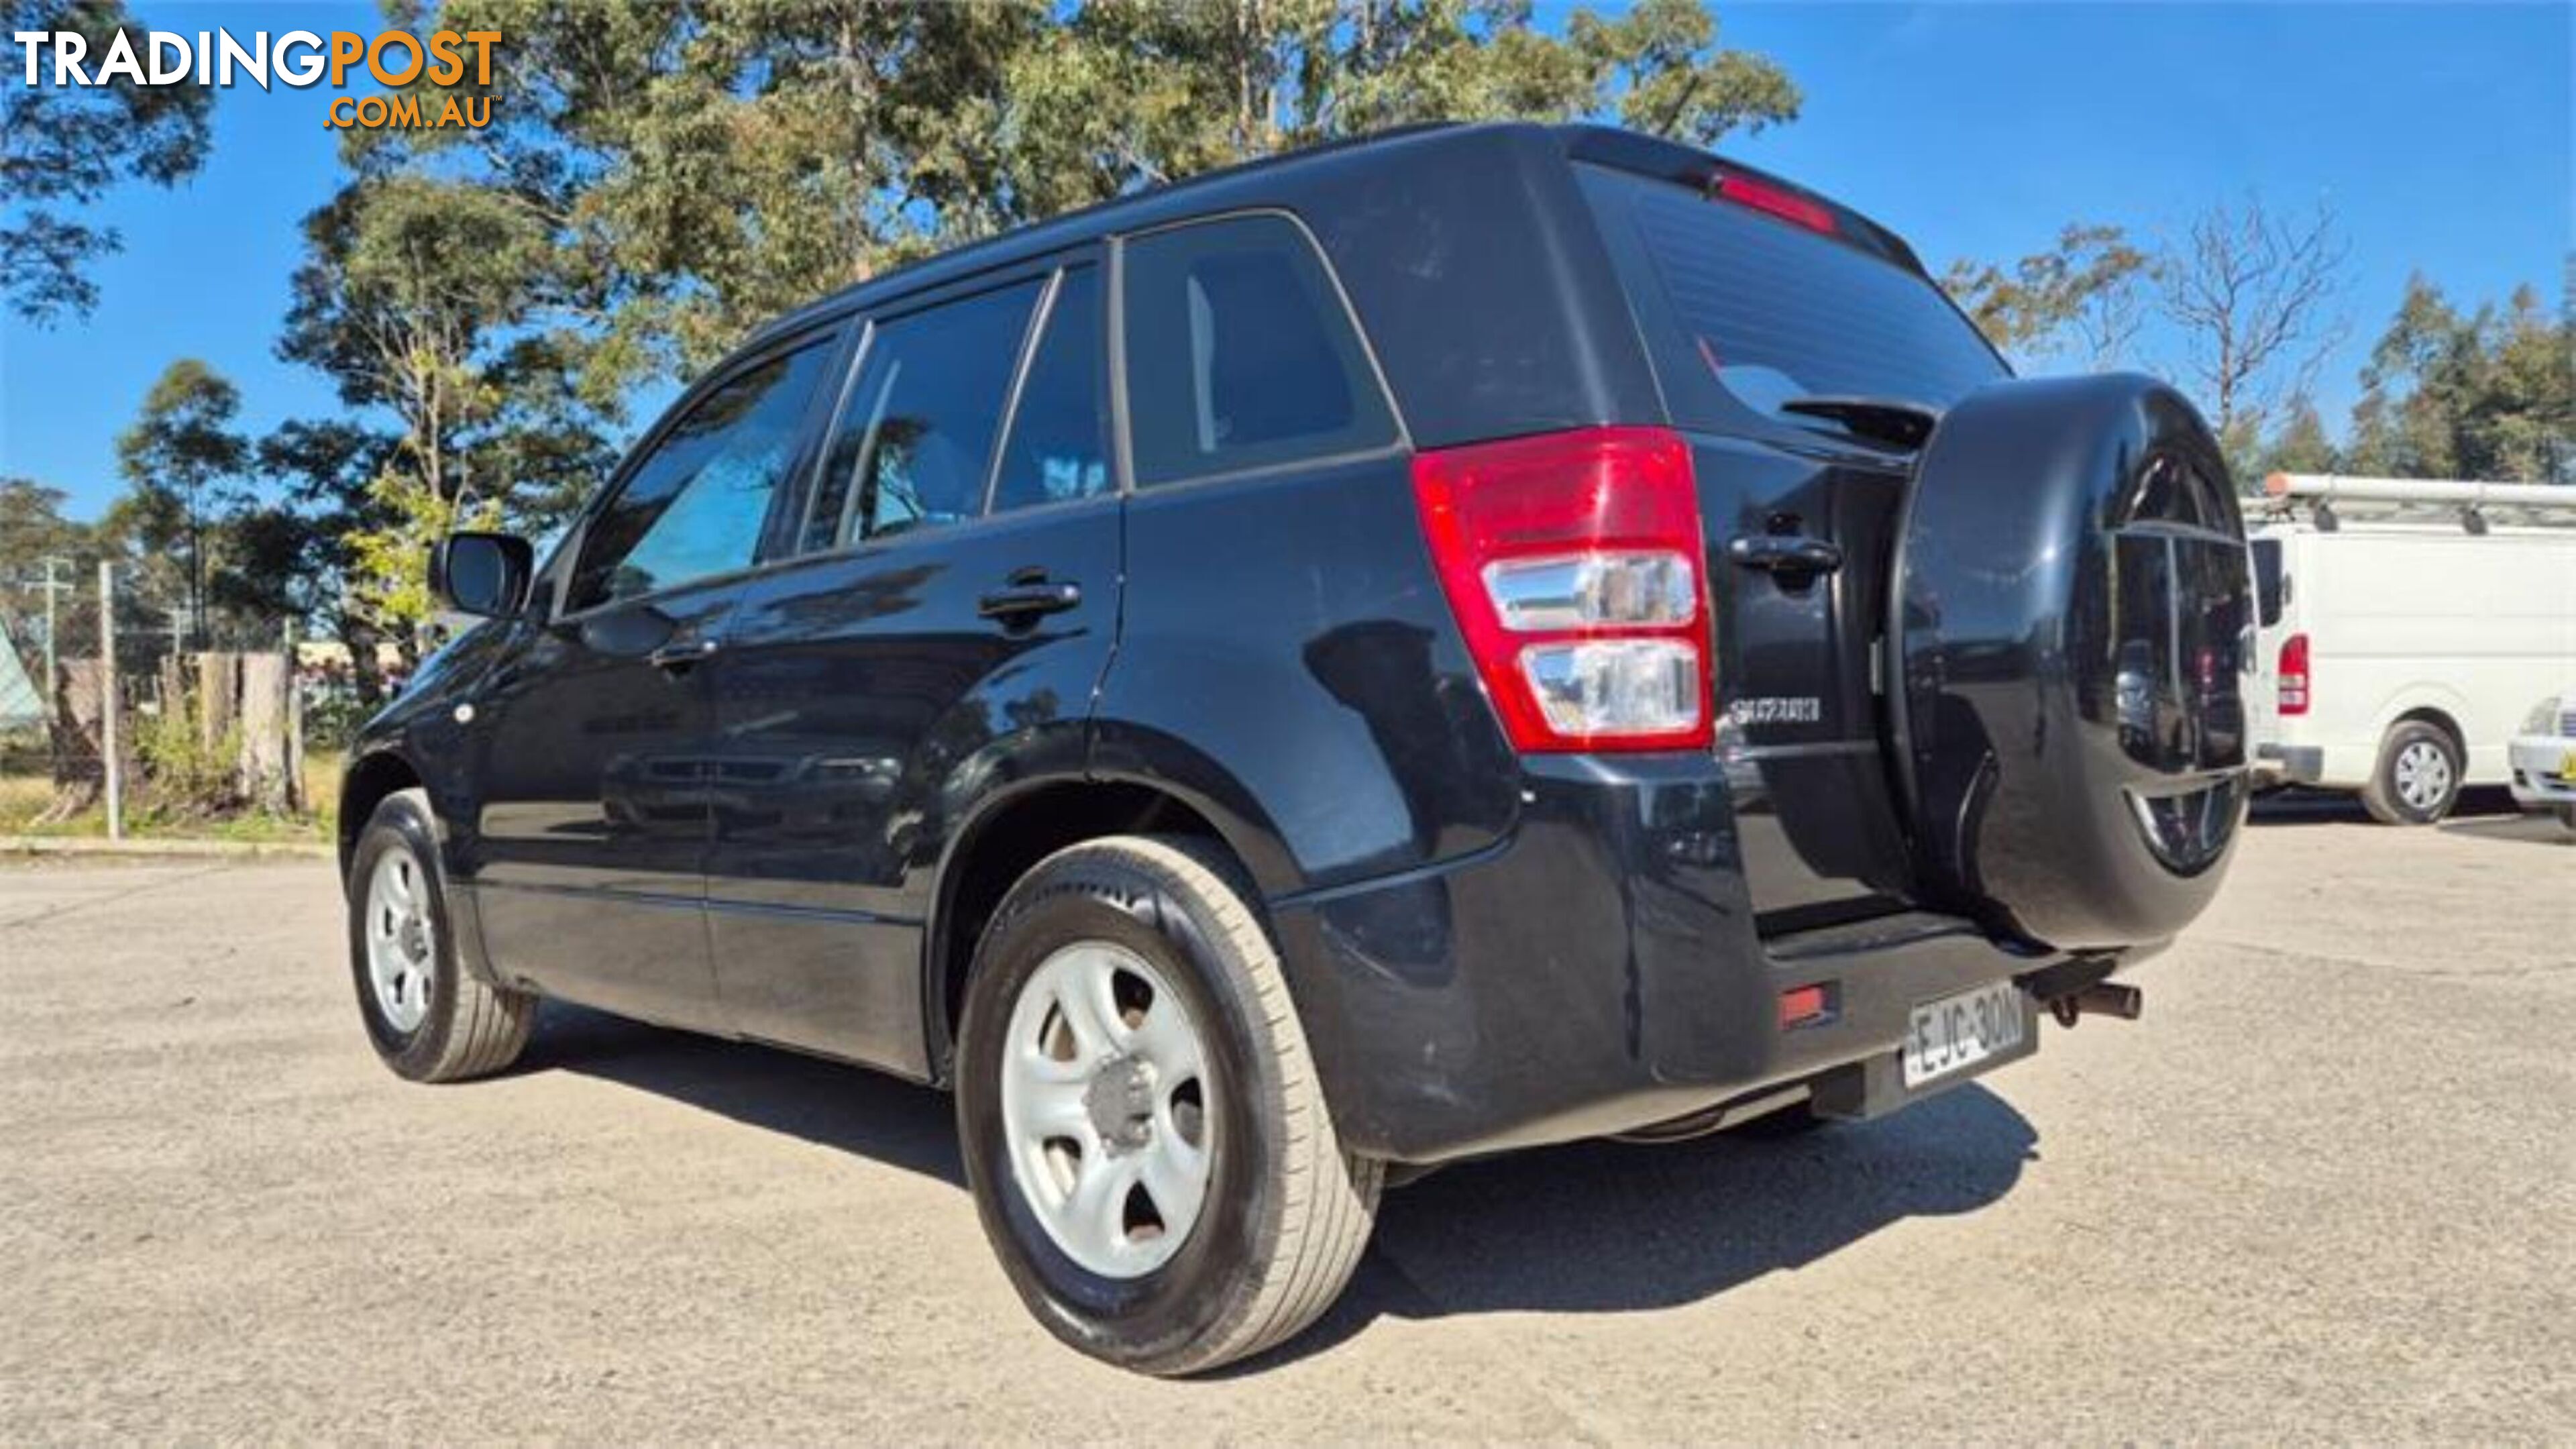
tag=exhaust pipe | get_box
[2047,981,2143,1028]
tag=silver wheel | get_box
[1000,940,1213,1279]
[2394,738,2454,814]
[363,850,435,1034]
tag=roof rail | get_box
[2261,472,2576,535]
[2264,473,2576,508]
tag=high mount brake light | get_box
[2278,632,2310,716]
[1714,174,1837,235]
[1411,427,1714,753]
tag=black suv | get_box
[341,123,2251,1374]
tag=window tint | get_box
[570,341,834,611]
[1122,215,1396,485]
[991,266,1111,513]
[1612,175,2006,423]
[804,280,1041,549]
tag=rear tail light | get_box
[1411,427,1713,752]
[2277,632,2310,716]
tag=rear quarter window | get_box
[1121,213,1398,485]
[1586,167,2006,429]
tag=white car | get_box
[2508,690,2576,830]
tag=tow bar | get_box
[2047,981,2143,1028]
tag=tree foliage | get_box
[113,360,250,648]
[1941,223,2151,370]
[0,1,215,321]
[2342,273,2575,485]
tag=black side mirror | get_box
[430,531,535,619]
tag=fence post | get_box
[97,561,122,841]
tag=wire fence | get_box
[1,565,383,839]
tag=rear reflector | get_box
[1778,984,1831,1029]
[1715,174,1836,234]
[2277,631,2310,716]
[1411,427,1713,752]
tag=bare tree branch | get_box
[2154,194,2351,440]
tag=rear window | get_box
[1599,170,2006,425]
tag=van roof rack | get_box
[2260,472,2576,535]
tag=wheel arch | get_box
[2387,703,2466,755]
[337,748,425,877]
[924,773,1246,1083]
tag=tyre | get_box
[956,835,1381,1376]
[2360,720,2463,824]
[345,787,537,1081]
[2557,804,2576,834]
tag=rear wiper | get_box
[1779,395,1942,451]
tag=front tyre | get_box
[345,787,536,1081]
[2361,720,2463,824]
[957,835,1381,1376]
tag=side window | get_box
[1122,214,1397,486]
[2250,538,2285,629]
[570,340,835,612]
[991,266,1111,514]
[804,280,1042,549]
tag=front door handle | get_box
[977,580,1081,622]
[1728,535,1845,577]
[647,637,719,675]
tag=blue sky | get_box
[3,1,2567,521]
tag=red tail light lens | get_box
[1715,174,1837,234]
[1411,427,1713,753]
[2277,632,2310,716]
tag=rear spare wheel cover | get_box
[1888,374,2252,949]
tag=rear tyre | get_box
[956,835,1380,1376]
[2360,720,2463,825]
[345,787,537,1082]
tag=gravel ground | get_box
[3,797,2569,1443]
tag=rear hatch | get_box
[1570,149,2008,934]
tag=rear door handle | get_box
[647,637,719,674]
[1728,535,1845,576]
[977,580,1081,621]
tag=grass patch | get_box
[0,773,56,832]
[0,749,343,843]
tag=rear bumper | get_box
[2255,741,2325,784]
[1265,755,2129,1164]
[2508,735,2576,806]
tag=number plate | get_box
[1902,981,2027,1088]
[2558,750,2576,784]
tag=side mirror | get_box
[430,531,535,619]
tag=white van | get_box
[2248,474,2576,823]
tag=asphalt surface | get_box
[3,796,2570,1442]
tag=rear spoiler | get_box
[1554,125,1925,275]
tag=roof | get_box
[744,120,1925,349]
